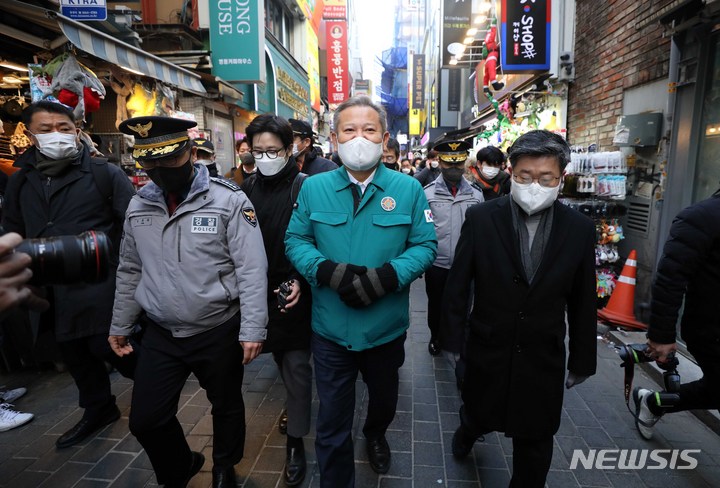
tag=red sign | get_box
[326,20,349,105]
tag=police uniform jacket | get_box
[441,197,597,439]
[285,163,437,351]
[424,175,483,269]
[3,144,134,341]
[110,164,268,341]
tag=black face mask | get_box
[441,166,465,185]
[383,162,398,170]
[146,160,194,193]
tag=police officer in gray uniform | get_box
[423,140,483,361]
[109,116,269,488]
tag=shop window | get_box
[694,34,720,202]
[264,0,294,52]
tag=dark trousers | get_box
[311,332,406,488]
[129,317,246,485]
[424,265,449,342]
[273,348,312,438]
[58,333,136,416]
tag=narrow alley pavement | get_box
[0,279,719,487]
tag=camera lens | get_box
[16,231,111,285]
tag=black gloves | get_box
[338,263,399,308]
[316,261,398,308]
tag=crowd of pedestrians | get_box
[0,95,716,488]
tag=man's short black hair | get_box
[22,101,75,127]
[507,130,570,171]
[386,138,400,158]
[245,114,294,150]
[476,146,506,167]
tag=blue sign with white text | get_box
[60,0,108,21]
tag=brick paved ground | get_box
[0,279,719,487]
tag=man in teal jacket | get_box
[286,95,437,487]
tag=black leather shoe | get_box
[56,405,121,448]
[451,426,483,459]
[278,409,288,435]
[212,465,237,488]
[284,443,306,486]
[165,451,205,488]
[428,340,441,356]
[366,436,391,474]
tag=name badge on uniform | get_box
[424,209,434,223]
[191,216,218,234]
[131,216,152,227]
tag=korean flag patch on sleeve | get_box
[424,209,434,223]
[242,208,258,227]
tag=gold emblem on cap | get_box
[448,142,461,151]
[127,122,153,138]
[196,140,206,145]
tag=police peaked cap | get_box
[192,138,215,154]
[433,140,472,163]
[119,116,197,160]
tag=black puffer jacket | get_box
[301,147,337,176]
[649,192,720,346]
[2,144,135,341]
[241,159,311,352]
[415,165,441,187]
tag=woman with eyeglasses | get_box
[240,114,312,487]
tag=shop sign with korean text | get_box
[324,0,347,19]
[296,0,325,34]
[60,0,107,21]
[442,0,471,67]
[412,54,425,110]
[500,0,551,72]
[326,20,349,105]
[209,0,266,83]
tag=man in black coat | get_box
[2,101,136,448]
[442,130,597,487]
[634,190,720,440]
[289,118,337,176]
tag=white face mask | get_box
[34,131,79,160]
[401,167,411,174]
[292,143,300,157]
[481,165,500,179]
[255,155,288,176]
[429,160,439,169]
[337,137,383,172]
[195,159,213,166]
[510,178,561,215]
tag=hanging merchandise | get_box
[9,122,31,157]
[33,53,106,122]
[481,19,505,94]
[126,82,158,118]
[109,66,133,129]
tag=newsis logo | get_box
[570,449,700,470]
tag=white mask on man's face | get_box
[337,137,383,172]
[429,160,439,169]
[33,131,79,160]
[510,178,560,215]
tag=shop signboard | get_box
[296,0,325,34]
[442,0,471,67]
[307,24,321,112]
[60,0,107,21]
[209,0,266,83]
[326,20,349,105]
[354,79,370,96]
[412,54,425,110]
[323,0,347,19]
[500,0,551,72]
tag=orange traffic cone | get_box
[597,250,647,330]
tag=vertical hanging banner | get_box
[323,0,347,19]
[307,24,321,112]
[209,0,266,83]
[501,0,551,72]
[326,20,349,105]
[296,0,325,34]
[412,54,425,109]
[442,0,471,67]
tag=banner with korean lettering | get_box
[209,0,265,83]
[500,0,551,72]
[412,54,425,110]
[442,0,471,67]
[326,20,349,105]
[323,0,347,19]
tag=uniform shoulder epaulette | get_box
[210,176,242,191]
[423,181,435,190]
